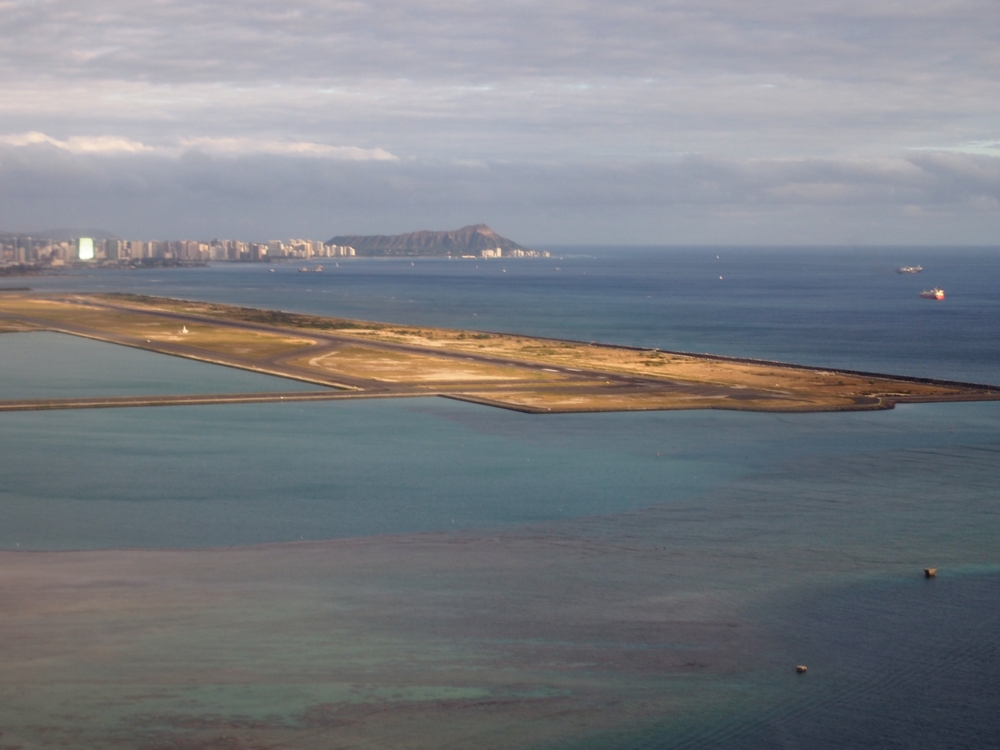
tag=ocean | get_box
[0,247,997,748]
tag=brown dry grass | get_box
[106,295,966,401]
[342,329,968,401]
[1,293,993,413]
[0,297,316,360]
[292,345,566,384]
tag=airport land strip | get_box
[0,291,996,414]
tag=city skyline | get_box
[0,235,356,264]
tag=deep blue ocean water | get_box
[2,246,998,748]
[558,572,1000,750]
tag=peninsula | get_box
[0,291,996,414]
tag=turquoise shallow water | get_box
[1,248,998,748]
[2,396,998,551]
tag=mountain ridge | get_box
[328,224,531,257]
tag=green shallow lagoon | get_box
[0,331,322,399]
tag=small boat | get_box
[897,265,923,274]
[919,287,945,300]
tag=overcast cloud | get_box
[1,0,998,243]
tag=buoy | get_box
[796,665,808,674]
[924,568,937,578]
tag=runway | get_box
[1,292,995,414]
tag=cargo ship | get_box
[897,265,923,274]
[919,287,945,300]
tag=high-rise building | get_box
[77,238,95,261]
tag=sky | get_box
[1,0,998,245]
